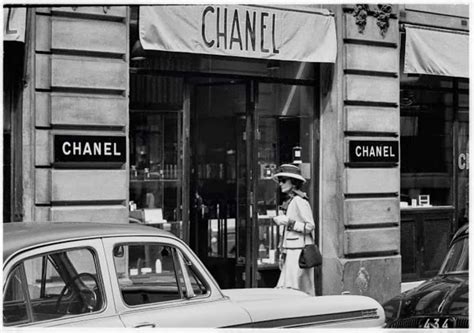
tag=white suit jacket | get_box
[281,195,315,249]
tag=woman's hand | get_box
[273,215,290,226]
[287,221,314,233]
[291,221,306,232]
[278,253,286,270]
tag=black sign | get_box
[349,140,398,163]
[54,135,126,164]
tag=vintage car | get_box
[3,222,385,328]
[383,224,468,328]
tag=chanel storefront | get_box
[4,5,468,303]
[127,5,336,289]
[2,4,403,302]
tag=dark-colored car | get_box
[383,223,469,329]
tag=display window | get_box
[3,42,24,222]
[400,75,455,207]
[400,73,469,281]
[255,82,314,269]
[129,109,184,238]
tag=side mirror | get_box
[114,246,124,258]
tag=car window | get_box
[23,255,66,299]
[181,255,208,296]
[3,265,30,325]
[439,237,469,274]
[113,243,191,306]
[3,247,104,325]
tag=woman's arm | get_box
[273,214,290,226]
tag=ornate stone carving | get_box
[353,4,370,34]
[375,4,393,37]
[355,267,370,294]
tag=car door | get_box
[3,239,123,327]
[102,235,251,328]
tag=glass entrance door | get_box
[253,82,316,288]
[190,79,257,288]
[189,78,316,289]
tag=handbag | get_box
[298,223,322,268]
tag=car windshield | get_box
[439,237,468,274]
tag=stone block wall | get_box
[23,7,129,223]
[320,4,401,304]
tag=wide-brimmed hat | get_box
[272,164,306,184]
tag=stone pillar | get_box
[23,6,129,223]
[320,4,401,304]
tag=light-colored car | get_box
[3,222,385,328]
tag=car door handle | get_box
[134,322,156,328]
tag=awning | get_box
[139,5,337,63]
[3,8,27,43]
[404,25,469,78]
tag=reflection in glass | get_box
[129,111,183,238]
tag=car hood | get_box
[222,288,385,327]
[385,274,469,320]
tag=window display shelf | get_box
[130,179,180,183]
[401,205,454,211]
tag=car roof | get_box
[3,222,174,264]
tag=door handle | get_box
[134,322,156,328]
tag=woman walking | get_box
[272,164,316,296]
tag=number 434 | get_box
[423,318,452,328]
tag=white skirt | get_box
[276,248,315,296]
